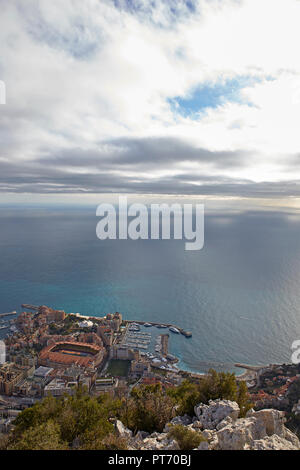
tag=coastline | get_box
[2,307,267,378]
[72,313,266,378]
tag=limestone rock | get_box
[163,414,192,432]
[194,399,240,430]
[114,420,133,439]
[201,429,217,441]
[140,436,179,450]
[135,430,149,441]
[121,400,300,451]
[216,416,233,431]
[191,420,203,430]
[253,409,285,436]
[250,435,300,450]
[282,427,300,449]
[217,417,266,450]
[197,441,209,450]
[156,433,168,442]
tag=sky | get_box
[1,0,300,207]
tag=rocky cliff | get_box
[115,399,300,450]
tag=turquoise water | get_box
[1,206,300,374]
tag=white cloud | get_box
[0,0,300,198]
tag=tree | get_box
[237,380,253,417]
[126,384,175,433]
[9,421,67,450]
[167,370,252,417]
[11,388,114,449]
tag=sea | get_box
[1,204,300,375]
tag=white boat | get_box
[144,323,152,327]
[169,327,180,334]
[128,326,140,332]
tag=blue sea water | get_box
[1,205,300,374]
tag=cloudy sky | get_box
[1,0,300,205]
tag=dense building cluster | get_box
[0,303,184,429]
[1,305,300,443]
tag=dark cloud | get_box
[0,136,297,198]
[40,137,250,171]
[0,154,299,197]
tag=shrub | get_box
[101,433,129,450]
[167,424,206,450]
[8,421,68,450]
[11,388,113,449]
[124,384,176,433]
[167,370,252,417]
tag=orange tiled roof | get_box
[39,341,102,367]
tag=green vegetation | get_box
[106,359,131,377]
[167,424,206,450]
[0,370,253,450]
[167,369,252,417]
[120,383,175,433]
[5,389,115,450]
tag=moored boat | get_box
[169,326,180,334]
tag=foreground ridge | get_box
[117,399,300,450]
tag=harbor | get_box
[127,320,192,338]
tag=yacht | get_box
[169,326,180,334]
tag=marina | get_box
[127,320,192,338]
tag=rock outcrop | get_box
[114,420,133,439]
[163,414,192,432]
[123,399,300,451]
[130,432,180,450]
[247,435,299,450]
[194,399,240,430]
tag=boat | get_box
[128,325,140,332]
[143,323,152,327]
[169,327,180,334]
[156,324,168,328]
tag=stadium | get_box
[39,341,104,368]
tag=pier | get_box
[21,304,39,311]
[160,334,169,356]
[127,320,192,338]
[0,311,17,318]
[235,363,264,372]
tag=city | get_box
[1,305,300,441]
